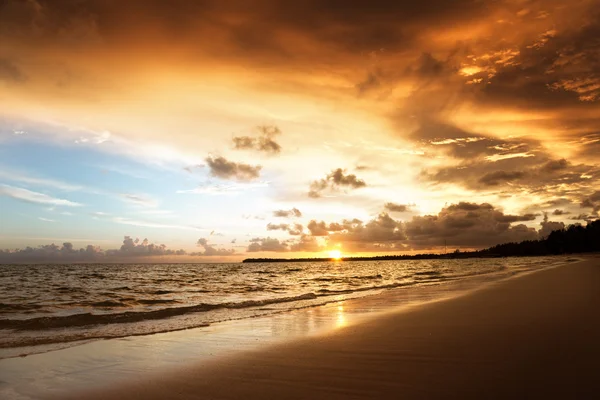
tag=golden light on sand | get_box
[329,250,342,260]
[336,304,347,328]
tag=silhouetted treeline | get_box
[481,219,600,257]
[243,220,600,263]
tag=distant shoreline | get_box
[243,253,503,263]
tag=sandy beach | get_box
[46,258,599,400]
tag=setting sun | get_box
[329,250,342,260]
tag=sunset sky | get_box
[1,0,599,262]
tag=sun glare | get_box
[329,250,342,260]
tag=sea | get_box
[0,256,574,359]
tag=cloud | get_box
[289,235,322,252]
[552,209,570,216]
[233,125,282,154]
[478,170,527,186]
[273,208,302,218]
[183,164,204,173]
[266,223,289,231]
[246,237,289,252]
[245,234,321,253]
[194,238,235,256]
[539,213,565,238]
[420,125,600,196]
[0,236,188,263]
[541,159,570,173]
[115,236,186,257]
[0,184,82,207]
[177,181,269,195]
[403,203,540,249]
[326,213,406,251]
[0,58,25,82]
[384,203,413,213]
[120,193,158,207]
[266,222,304,236]
[305,202,554,252]
[580,190,600,214]
[111,217,202,231]
[309,168,366,198]
[307,219,364,236]
[307,220,329,236]
[0,170,83,191]
[205,156,262,181]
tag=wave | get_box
[318,281,413,295]
[413,270,442,276]
[0,303,44,312]
[0,293,319,332]
[351,274,383,280]
[150,290,173,295]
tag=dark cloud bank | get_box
[253,201,595,253]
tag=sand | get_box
[54,259,600,399]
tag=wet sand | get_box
[59,258,600,399]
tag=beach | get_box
[16,257,590,399]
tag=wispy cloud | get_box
[38,217,56,222]
[0,169,83,191]
[0,185,82,207]
[136,209,174,215]
[177,182,270,195]
[112,217,205,231]
[120,193,159,207]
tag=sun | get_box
[329,250,342,260]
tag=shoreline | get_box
[1,257,596,399]
[64,257,600,399]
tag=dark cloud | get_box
[266,223,290,231]
[232,125,282,155]
[421,124,600,194]
[289,235,322,252]
[570,214,596,222]
[403,203,540,249]
[273,208,302,218]
[384,203,413,213]
[414,123,596,193]
[327,213,406,251]
[287,223,304,236]
[266,222,304,236]
[479,170,527,186]
[307,220,329,236]
[552,209,570,216]
[309,168,366,198]
[0,58,26,82]
[539,213,565,238]
[301,202,557,252]
[580,190,600,215]
[205,156,261,181]
[541,158,569,173]
[195,238,235,256]
[246,237,289,252]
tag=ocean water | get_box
[0,257,571,358]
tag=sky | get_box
[1,0,599,262]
